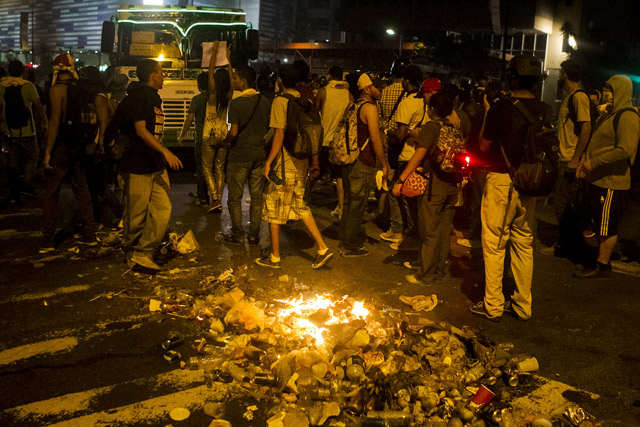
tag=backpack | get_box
[60,79,100,150]
[612,107,640,182]
[566,89,598,137]
[4,84,31,130]
[329,101,370,166]
[430,120,468,180]
[502,99,559,197]
[280,93,323,159]
[104,94,133,163]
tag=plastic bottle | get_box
[464,363,487,383]
[366,411,412,426]
[181,356,222,370]
[346,355,365,383]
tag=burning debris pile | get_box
[150,269,597,427]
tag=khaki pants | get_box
[481,172,536,318]
[123,170,171,255]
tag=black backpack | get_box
[566,89,598,137]
[501,99,559,197]
[104,94,134,163]
[280,93,323,159]
[4,84,31,130]
[60,79,100,150]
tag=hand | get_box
[577,159,592,179]
[567,157,580,170]
[43,151,52,170]
[308,164,320,179]
[393,182,402,197]
[226,45,232,62]
[483,94,490,111]
[263,163,272,182]
[382,165,389,184]
[177,136,184,146]
[163,149,183,170]
[212,40,220,51]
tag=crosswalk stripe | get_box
[0,337,79,366]
[3,369,206,425]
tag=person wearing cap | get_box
[380,65,425,248]
[40,54,108,253]
[339,73,389,257]
[470,54,551,322]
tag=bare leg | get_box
[301,215,328,252]
[597,234,617,264]
[269,223,281,259]
[336,178,344,210]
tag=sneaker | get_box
[380,230,403,243]
[223,234,244,245]
[582,228,596,238]
[457,238,481,248]
[125,252,135,268]
[207,201,222,213]
[573,263,611,279]
[389,241,400,251]
[255,257,281,269]
[131,253,161,270]
[405,274,430,286]
[331,207,342,219]
[247,235,260,246]
[503,301,530,321]
[469,301,501,322]
[403,261,419,270]
[21,188,39,198]
[312,251,334,269]
[340,248,369,258]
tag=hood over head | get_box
[606,74,634,113]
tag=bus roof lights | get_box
[118,8,246,16]
[118,20,246,37]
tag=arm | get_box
[44,84,65,169]
[568,93,593,169]
[263,127,284,181]
[95,94,110,152]
[207,41,220,105]
[177,112,195,144]
[32,98,49,135]
[134,120,183,170]
[362,103,388,176]
[478,95,492,152]
[392,147,428,196]
[581,113,640,173]
[392,122,410,141]
[0,98,7,134]
[315,87,326,112]
[224,123,238,145]
[568,121,591,169]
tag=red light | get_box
[465,156,470,165]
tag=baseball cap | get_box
[421,78,442,94]
[358,73,386,90]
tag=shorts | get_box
[319,146,342,179]
[262,170,312,225]
[586,183,626,237]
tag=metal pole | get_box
[501,0,509,80]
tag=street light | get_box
[385,28,402,57]
[386,28,395,36]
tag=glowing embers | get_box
[274,294,370,346]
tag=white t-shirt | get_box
[558,89,591,162]
[395,94,428,162]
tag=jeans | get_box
[201,139,228,203]
[7,136,38,200]
[42,145,95,243]
[340,159,376,250]
[123,170,171,255]
[553,161,582,249]
[226,160,265,239]
[194,137,208,201]
[417,192,457,280]
[468,168,488,240]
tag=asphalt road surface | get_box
[1,171,639,426]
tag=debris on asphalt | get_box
[144,270,599,426]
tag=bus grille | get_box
[163,99,191,129]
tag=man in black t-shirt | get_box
[121,59,183,271]
[470,54,549,322]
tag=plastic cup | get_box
[517,356,539,372]
[472,385,495,406]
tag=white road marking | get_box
[0,337,79,366]
[7,285,92,302]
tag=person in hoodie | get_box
[120,59,183,271]
[576,75,640,278]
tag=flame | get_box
[275,294,369,346]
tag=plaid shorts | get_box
[262,170,311,224]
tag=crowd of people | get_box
[1,48,638,321]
